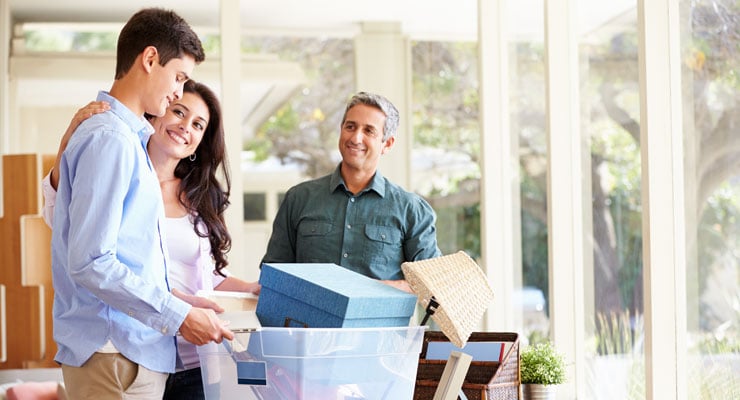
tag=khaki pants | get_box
[62,353,168,400]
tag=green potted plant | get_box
[520,341,566,400]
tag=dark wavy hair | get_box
[173,80,231,276]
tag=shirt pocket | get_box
[363,224,404,279]
[296,220,334,262]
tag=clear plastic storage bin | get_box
[197,326,425,399]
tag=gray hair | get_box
[341,92,399,142]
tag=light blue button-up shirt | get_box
[51,91,191,373]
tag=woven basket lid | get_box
[402,251,494,348]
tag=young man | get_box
[51,8,233,399]
[261,92,442,293]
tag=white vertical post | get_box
[544,0,585,398]
[478,0,521,332]
[0,285,5,362]
[219,0,246,275]
[354,22,411,189]
[637,0,687,398]
[0,0,8,155]
[0,0,10,218]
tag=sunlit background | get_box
[1,0,738,398]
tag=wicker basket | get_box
[414,331,521,400]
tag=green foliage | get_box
[411,41,480,161]
[688,1,740,85]
[428,183,481,259]
[521,208,549,307]
[595,309,644,356]
[695,334,740,354]
[690,362,740,400]
[409,41,482,258]
[248,105,301,161]
[201,34,222,55]
[520,341,567,385]
[694,183,740,344]
[24,30,117,52]
[246,36,355,178]
[24,31,73,51]
[459,202,481,259]
[527,330,549,347]
[70,32,117,51]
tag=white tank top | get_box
[165,215,202,297]
[165,214,227,370]
[99,215,216,360]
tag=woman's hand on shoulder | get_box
[64,101,110,144]
[50,101,111,189]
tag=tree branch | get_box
[599,83,640,144]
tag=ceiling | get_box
[6,0,635,139]
[8,0,635,40]
[8,0,480,40]
[5,1,482,141]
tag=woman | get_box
[43,80,259,400]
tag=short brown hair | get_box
[115,8,205,79]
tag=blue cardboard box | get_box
[256,263,418,328]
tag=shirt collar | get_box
[96,91,155,144]
[329,163,386,198]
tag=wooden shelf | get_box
[0,154,56,369]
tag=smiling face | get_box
[148,91,209,161]
[143,50,196,117]
[338,104,395,176]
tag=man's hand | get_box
[171,288,224,313]
[179,307,234,346]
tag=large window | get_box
[243,37,355,178]
[241,36,356,269]
[11,3,739,396]
[510,23,549,343]
[410,40,480,258]
[579,6,645,399]
[681,0,740,397]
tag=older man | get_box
[261,91,442,293]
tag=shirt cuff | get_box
[41,172,57,227]
[158,294,192,336]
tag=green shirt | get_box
[261,165,442,280]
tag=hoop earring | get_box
[189,153,196,162]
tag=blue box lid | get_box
[260,263,417,319]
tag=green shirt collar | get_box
[329,163,386,198]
